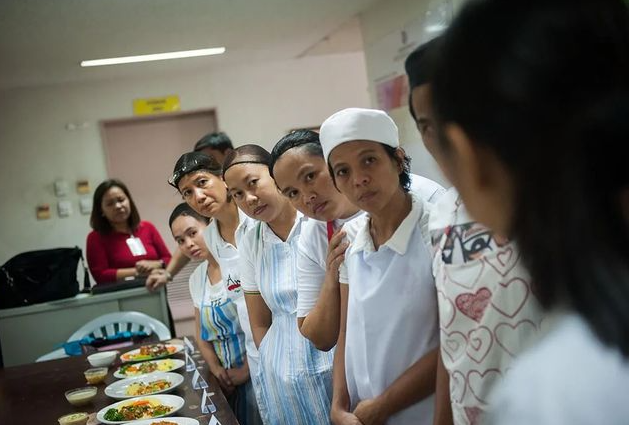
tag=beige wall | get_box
[0,51,370,264]
[358,0,466,187]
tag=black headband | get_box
[222,160,269,177]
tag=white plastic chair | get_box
[36,311,171,362]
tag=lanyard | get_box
[326,221,334,243]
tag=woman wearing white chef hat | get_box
[321,107,439,425]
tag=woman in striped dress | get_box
[168,202,261,425]
[223,144,334,425]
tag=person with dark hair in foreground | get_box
[430,0,629,423]
[405,35,543,425]
[86,179,171,284]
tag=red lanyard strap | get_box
[326,221,334,243]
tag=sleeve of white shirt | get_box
[338,259,349,285]
[296,235,327,317]
[237,225,259,293]
[188,262,206,309]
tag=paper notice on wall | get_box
[365,0,454,112]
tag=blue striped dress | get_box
[238,215,334,425]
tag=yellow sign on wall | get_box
[133,95,181,116]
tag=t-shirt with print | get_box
[189,261,241,309]
[201,211,260,375]
[429,188,544,425]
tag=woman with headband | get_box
[169,152,264,423]
[223,144,334,425]
[269,129,444,352]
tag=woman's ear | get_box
[394,147,406,174]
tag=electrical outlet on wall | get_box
[54,180,69,197]
[57,200,73,217]
[79,197,92,215]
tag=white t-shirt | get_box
[295,173,445,318]
[488,313,629,425]
[296,211,360,318]
[411,173,446,204]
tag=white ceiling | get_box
[0,0,377,90]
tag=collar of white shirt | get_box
[260,210,305,245]
[350,192,424,256]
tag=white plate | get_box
[114,359,185,379]
[120,344,184,363]
[125,418,200,425]
[105,372,184,399]
[96,394,185,424]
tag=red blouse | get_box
[86,221,171,284]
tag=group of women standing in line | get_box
[89,0,629,423]
[166,101,450,425]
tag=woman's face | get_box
[101,186,131,225]
[273,148,355,222]
[224,162,286,223]
[170,214,209,261]
[328,140,404,214]
[177,171,228,218]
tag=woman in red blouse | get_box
[86,179,171,284]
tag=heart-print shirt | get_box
[429,188,544,425]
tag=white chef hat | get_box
[319,107,399,164]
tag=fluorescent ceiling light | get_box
[425,24,447,33]
[81,47,226,67]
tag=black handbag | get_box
[0,246,90,309]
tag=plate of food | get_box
[96,394,184,424]
[114,359,185,379]
[124,418,200,425]
[120,344,183,363]
[105,372,184,399]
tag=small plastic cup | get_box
[84,367,108,384]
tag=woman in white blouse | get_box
[223,144,334,425]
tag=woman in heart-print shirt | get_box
[405,36,544,425]
[430,0,629,424]
[429,189,543,425]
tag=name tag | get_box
[126,236,147,256]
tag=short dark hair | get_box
[432,0,629,353]
[328,144,411,193]
[269,129,323,178]
[222,144,272,178]
[168,202,210,228]
[90,179,141,233]
[170,151,223,190]
[194,132,233,153]
[404,36,442,120]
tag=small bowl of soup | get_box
[65,386,97,406]
[58,412,89,425]
[84,367,108,384]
